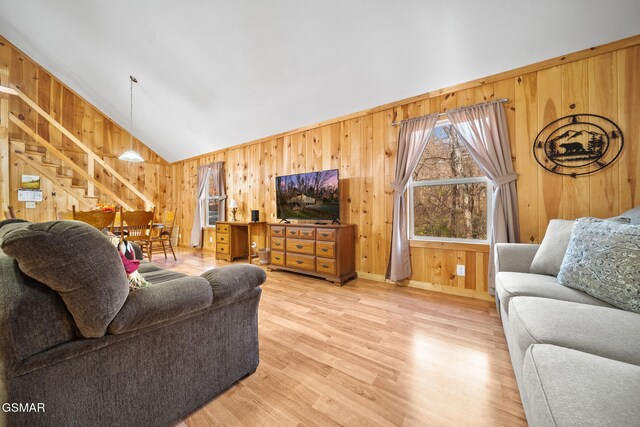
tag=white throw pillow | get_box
[530,219,575,276]
[558,217,640,313]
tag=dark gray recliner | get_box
[0,219,265,427]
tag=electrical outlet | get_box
[209,236,213,243]
[456,264,466,276]
[178,234,182,239]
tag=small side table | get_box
[215,221,267,263]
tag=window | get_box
[409,120,492,242]
[206,168,223,226]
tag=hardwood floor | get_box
[154,249,526,426]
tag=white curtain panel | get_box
[447,102,520,295]
[386,114,439,282]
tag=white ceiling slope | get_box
[0,1,639,162]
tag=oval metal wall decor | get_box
[533,114,623,177]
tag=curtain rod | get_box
[391,98,509,127]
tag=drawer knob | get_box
[322,264,329,268]
[290,231,296,235]
[275,257,281,260]
[321,233,328,237]
[296,244,303,249]
[321,248,328,252]
[296,260,303,264]
[275,242,280,246]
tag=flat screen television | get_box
[276,169,339,222]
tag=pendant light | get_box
[118,75,144,162]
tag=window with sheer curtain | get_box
[206,168,223,226]
[408,119,493,242]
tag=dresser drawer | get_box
[286,238,315,255]
[286,227,315,239]
[216,224,229,233]
[216,233,229,244]
[271,226,285,237]
[271,251,286,266]
[316,257,336,275]
[298,228,315,240]
[285,227,300,238]
[216,243,229,254]
[316,228,336,241]
[286,253,315,271]
[271,237,285,251]
[316,241,335,258]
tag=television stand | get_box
[267,223,357,286]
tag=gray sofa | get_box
[495,210,640,426]
[0,219,266,426]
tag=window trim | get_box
[409,176,493,244]
[408,119,493,244]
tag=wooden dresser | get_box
[267,223,356,285]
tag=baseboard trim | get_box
[355,271,494,302]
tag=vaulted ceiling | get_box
[1,1,639,162]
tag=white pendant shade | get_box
[118,149,144,162]
[119,75,144,163]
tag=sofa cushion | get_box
[107,276,213,334]
[617,205,640,225]
[0,220,129,338]
[558,217,640,313]
[522,344,640,427]
[509,297,640,366]
[137,260,164,274]
[496,272,613,315]
[142,268,188,284]
[530,219,574,277]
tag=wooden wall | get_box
[5,33,636,300]
[173,37,640,299]
[0,36,172,221]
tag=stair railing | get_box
[8,84,154,210]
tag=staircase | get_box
[1,82,155,213]
[9,139,98,210]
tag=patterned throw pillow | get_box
[558,217,640,313]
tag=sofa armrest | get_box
[107,276,213,335]
[201,264,266,301]
[495,243,540,274]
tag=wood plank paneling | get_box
[5,35,636,299]
[0,36,172,221]
[174,41,640,297]
[173,39,640,300]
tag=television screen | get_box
[276,169,339,221]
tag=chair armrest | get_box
[495,243,540,274]
[201,264,266,301]
[107,277,213,335]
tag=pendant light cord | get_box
[129,75,137,150]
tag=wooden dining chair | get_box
[120,207,156,260]
[3,206,16,219]
[72,205,116,231]
[149,210,177,261]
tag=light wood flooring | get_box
[153,249,526,426]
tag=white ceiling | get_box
[0,1,639,162]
